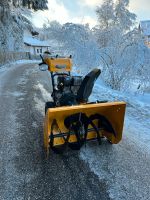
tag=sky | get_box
[32,0,150,28]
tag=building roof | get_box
[24,36,51,47]
[140,20,150,36]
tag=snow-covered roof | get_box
[24,36,50,47]
[140,20,150,36]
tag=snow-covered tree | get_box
[96,0,115,30]
[0,0,48,52]
[40,21,101,71]
[6,0,48,10]
[41,20,62,41]
[115,0,136,31]
[95,0,149,92]
[42,22,101,71]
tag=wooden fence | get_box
[0,51,30,66]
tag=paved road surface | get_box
[0,63,150,200]
[0,63,110,200]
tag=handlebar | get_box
[40,54,44,62]
[39,54,46,66]
[39,62,45,66]
[39,54,72,70]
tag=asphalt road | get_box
[0,63,110,200]
[0,63,150,200]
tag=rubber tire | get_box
[45,102,55,114]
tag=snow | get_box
[0,60,39,73]
[24,36,50,47]
[34,82,52,102]
[140,20,150,36]
[34,95,45,116]
[47,39,62,48]
[80,139,150,199]
[80,77,150,200]
[15,59,39,64]
[92,78,150,106]
[34,82,53,116]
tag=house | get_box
[24,36,51,55]
[139,20,150,48]
[22,19,51,56]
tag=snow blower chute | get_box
[39,54,126,154]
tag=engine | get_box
[52,75,83,105]
[57,75,82,90]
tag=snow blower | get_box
[39,54,126,154]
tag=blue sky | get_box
[32,0,150,28]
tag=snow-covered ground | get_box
[0,59,39,73]
[79,77,150,200]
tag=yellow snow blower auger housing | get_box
[39,54,126,154]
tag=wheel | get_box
[45,102,55,114]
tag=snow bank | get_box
[34,83,53,116]
[34,83,52,102]
[0,60,39,73]
[80,78,150,199]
